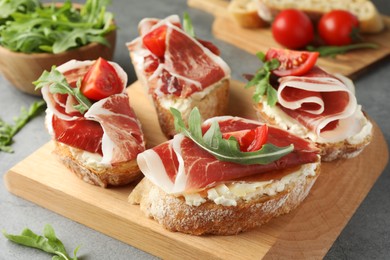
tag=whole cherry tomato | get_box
[318,10,359,46]
[272,9,314,49]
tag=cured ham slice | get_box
[137,116,319,195]
[85,94,145,165]
[276,66,361,142]
[127,15,230,99]
[42,60,145,165]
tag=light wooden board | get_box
[4,80,389,259]
[188,0,390,78]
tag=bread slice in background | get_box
[228,0,268,28]
[258,0,384,33]
[154,79,229,138]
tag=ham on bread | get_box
[129,114,320,235]
[127,14,231,138]
[39,59,146,187]
[251,51,372,161]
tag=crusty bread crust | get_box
[153,79,230,138]
[54,142,141,188]
[255,102,372,162]
[129,164,320,236]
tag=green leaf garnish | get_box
[3,224,80,260]
[245,52,280,107]
[0,0,115,54]
[183,11,195,38]
[0,100,46,153]
[171,107,293,165]
[33,66,92,114]
[306,43,378,58]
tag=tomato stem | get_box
[307,43,378,57]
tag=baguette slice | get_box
[228,0,268,28]
[153,79,229,138]
[258,0,384,33]
[255,100,373,162]
[54,143,141,188]
[129,161,320,235]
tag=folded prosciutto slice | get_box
[127,14,230,99]
[137,116,319,194]
[42,60,145,165]
[276,66,362,142]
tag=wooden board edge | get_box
[3,169,222,260]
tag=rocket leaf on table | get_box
[2,224,80,260]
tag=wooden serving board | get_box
[188,0,390,78]
[4,81,389,259]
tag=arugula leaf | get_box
[0,0,115,54]
[33,66,92,114]
[307,43,378,57]
[2,224,80,260]
[245,52,280,107]
[183,12,195,38]
[171,107,293,165]
[0,100,45,153]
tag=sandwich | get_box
[34,58,146,187]
[246,48,372,161]
[127,14,231,138]
[228,0,384,33]
[257,0,384,33]
[129,107,320,235]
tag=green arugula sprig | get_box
[245,52,280,107]
[0,0,115,54]
[33,66,92,114]
[0,100,45,153]
[307,43,378,58]
[183,12,195,38]
[3,224,80,260]
[171,107,293,165]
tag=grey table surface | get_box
[1,0,389,259]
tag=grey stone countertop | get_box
[1,0,389,259]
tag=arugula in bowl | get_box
[0,0,115,54]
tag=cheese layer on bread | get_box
[183,161,319,206]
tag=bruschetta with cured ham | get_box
[129,108,320,235]
[34,58,146,187]
[127,14,230,138]
[246,48,372,161]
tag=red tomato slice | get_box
[266,48,319,77]
[81,58,123,101]
[222,125,268,152]
[142,25,167,59]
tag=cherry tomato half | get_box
[318,10,359,46]
[223,125,268,152]
[81,58,123,101]
[266,48,319,77]
[272,9,314,49]
[143,25,167,58]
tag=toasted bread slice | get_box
[129,161,320,235]
[54,142,141,188]
[153,78,230,138]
